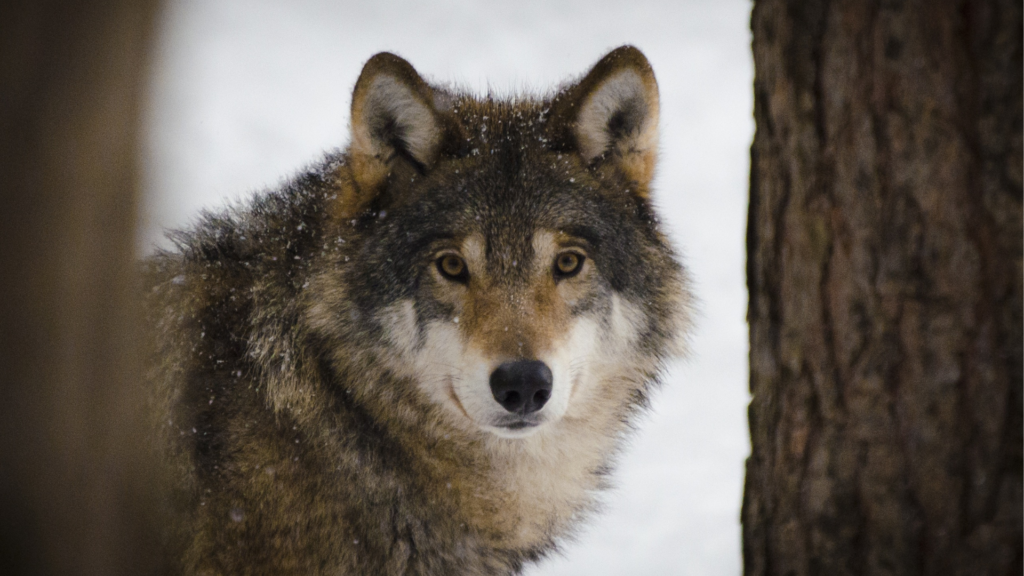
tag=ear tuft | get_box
[349,53,443,194]
[357,75,440,165]
[549,46,660,188]
[575,68,653,162]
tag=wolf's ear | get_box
[549,46,660,190]
[347,53,446,203]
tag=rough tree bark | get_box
[0,2,163,575]
[743,0,1022,575]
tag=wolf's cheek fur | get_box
[377,299,503,433]
[559,293,647,419]
[377,299,481,429]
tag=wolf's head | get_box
[310,47,690,440]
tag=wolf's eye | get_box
[554,252,585,278]
[437,254,469,282]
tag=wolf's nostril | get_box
[489,360,553,415]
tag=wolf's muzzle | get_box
[489,360,553,415]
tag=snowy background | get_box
[142,1,753,573]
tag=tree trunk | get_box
[0,2,163,575]
[743,0,1022,574]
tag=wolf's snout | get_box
[489,361,553,415]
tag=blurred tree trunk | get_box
[743,0,1022,574]
[0,2,163,575]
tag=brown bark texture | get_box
[744,0,1022,575]
[0,2,163,575]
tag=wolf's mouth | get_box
[501,421,538,430]
[493,413,542,431]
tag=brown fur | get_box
[147,45,691,575]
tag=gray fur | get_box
[146,46,691,575]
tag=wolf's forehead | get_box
[449,97,547,134]
[445,96,561,164]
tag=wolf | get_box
[146,45,692,575]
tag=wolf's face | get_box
[379,227,638,438]
[323,48,688,439]
[368,164,652,437]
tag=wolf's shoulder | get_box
[147,152,347,290]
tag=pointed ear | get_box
[347,52,445,199]
[549,46,660,189]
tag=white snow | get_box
[143,1,753,574]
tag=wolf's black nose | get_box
[489,360,553,415]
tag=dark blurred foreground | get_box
[0,2,164,575]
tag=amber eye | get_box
[437,254,468,282]
[554,252,585,278]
